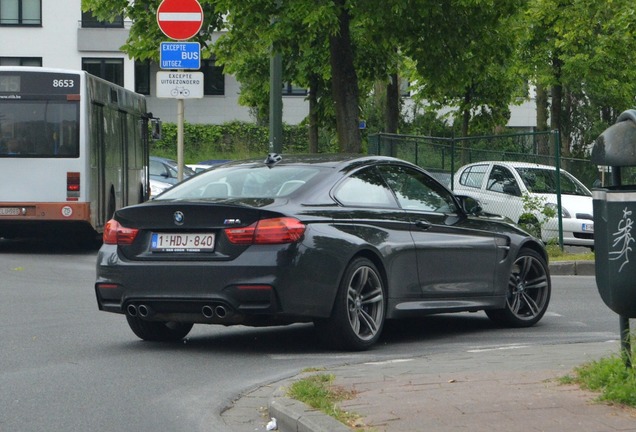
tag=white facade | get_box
[1,0,532,128]
[1,0,308,125]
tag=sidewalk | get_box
[224,341,636,432]
[223,261,636,432]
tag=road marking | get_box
[363,359,414,366]
[467,345,529,353]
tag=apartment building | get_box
[0,0,309,125]
[0,0,534,128]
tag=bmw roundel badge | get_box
[173,211,185,225]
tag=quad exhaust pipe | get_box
[201,304,230,319]
[127,303,232,320]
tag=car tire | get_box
[315,257,386,351]
[126,315,193,342]
[486,248,551,327]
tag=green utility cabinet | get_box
[592,109,636,318]
[593,189,636,317]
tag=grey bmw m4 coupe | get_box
[95,154,550,350]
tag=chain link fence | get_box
[368,131,598,248]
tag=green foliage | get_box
[518,193,556,237]
[546,244,593,261]
[149,121,337,162]
[564,342,636,407]
[287,374,362,428]
[83,0,636,156]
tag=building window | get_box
[81,9,123,28]
[134,61,150,95]
[283,83,307,96]
[399,79,410,98]
[200,59,224,96]
[0,57,41,66]
[82,58,124,87]
[0,0,41,25]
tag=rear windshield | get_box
[156,165,322,200]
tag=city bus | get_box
[0,66,155,244]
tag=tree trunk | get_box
[535,83,550,156]
[329,0,361,153]
[536,84,549,131]
[459,88,471,165]
[308,74,320,153]
[385,73,399,134]
[550,55,563,158]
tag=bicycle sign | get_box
[170,87,190,97]
[156,71,203,99]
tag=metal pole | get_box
[177,98,185,181]
[269,52,283,153]
[620,315,632,368]
[554,130,564,250]
[269,0,283,154]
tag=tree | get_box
[522,0,636,156]
[401,0,526,137]
[83,0,432,153]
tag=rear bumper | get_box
[95,243,343,323]
[543,218,594,247]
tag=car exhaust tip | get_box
[138,304,152,318]
[214,305,228,319]
[127,304,138,317]
[201,305,214,319]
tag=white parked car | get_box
[453,161,594,248]
[149,178,172,198]
[186,164,214,173]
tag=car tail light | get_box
[103,219,139,245]
[225,217,306,245]
[67,172,80,200]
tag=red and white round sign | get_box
[156,0,204,41]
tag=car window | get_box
[487,165,520,195]
[334,167,398,208]
[458,164,488,189]
[157,165,321,199]
[150,159,173,178]
[516,167,591,197]
[378,164,458,213]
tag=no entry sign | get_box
[156,0,204,41]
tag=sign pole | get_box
[177,98,185,182]
[156,0,204,182]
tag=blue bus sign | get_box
[160,42,200,70]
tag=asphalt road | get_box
[0,238,624,432]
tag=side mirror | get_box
[503,183,521,196]
[457,195,483,215]
[151,119,162,140]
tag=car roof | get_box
[217,154,413,171]
[460,161,558,171]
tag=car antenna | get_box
[264,153,282,167]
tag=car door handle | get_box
[415,220,432,230]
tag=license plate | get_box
[151,233,215,252]
[0,207,21,216]
[582,223,594,232]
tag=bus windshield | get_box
[0,100,79,158]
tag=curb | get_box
[269,384,350,432]
[549,260,595,276]
[267,260,595,432]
